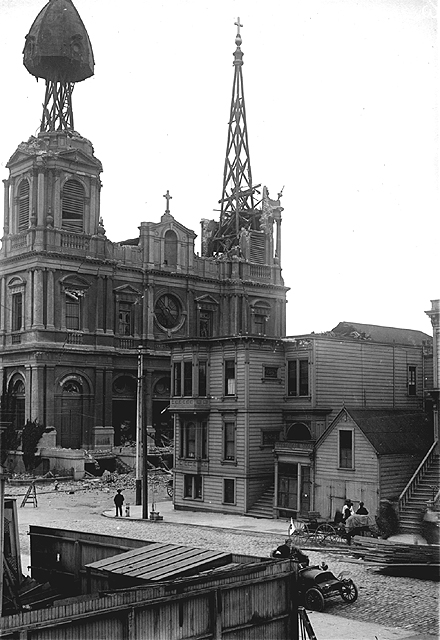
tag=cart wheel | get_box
[341,581,358,603]
[304,588,325,612]
[292,521,310,541]
[314,523,335,545]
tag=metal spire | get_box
[208,18,260,257]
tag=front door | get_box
[278,462,311,516]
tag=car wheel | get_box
[341,581,358,603]
[304,588,325,612]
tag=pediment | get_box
[153,214,196,239]
[6,149,33,168]
[60,274,90,290]
[113,284,142,298]
[57,149,102,170]
[195,294,219,307]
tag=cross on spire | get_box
[234,17,243,35]
[163,190,172,214]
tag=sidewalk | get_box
[103,502,437,639]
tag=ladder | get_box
[20,482,38,508]
[298,607,318,640]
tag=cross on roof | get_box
[163,190,172,213]
[234,17,243,35]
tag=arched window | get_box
[18,179,30,231]
[62,179,84,232]
[286,422,312,441]
[164,230,177,267]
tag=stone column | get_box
[36,165,45,227]
[95,275,104,333]
[25,270,33,328]
[33,269,44,328]
[3,179,10,235]
[31,362,45,424]
[46,269,55,328]
[0,277,5,335]
[24,365,32,419]
[53,170,61,228]
[45,366,56,430]
[105,276,113,334]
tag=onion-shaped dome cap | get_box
[23,0,94,82]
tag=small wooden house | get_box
[313,407,432,519]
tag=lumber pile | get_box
[352,536,440,565]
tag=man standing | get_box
[114,489,124,517]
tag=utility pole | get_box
[135,347,143,506]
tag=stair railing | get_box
[399,440,438,513]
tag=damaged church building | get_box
[0,0,437,529]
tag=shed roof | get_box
[86,542,239,582]
[344,409,432,455]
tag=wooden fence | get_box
[1,559,298,640]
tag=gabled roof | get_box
[325,408,433,456]
[331,322,431,347]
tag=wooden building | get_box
[170,323,433,518]
[313,407,432,519]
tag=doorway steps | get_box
[246,485,274,519]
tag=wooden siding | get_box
[0,560,297,640]
[312,339,426,420]
[379,453,426,500]
[314,414,379,519]
[29,526,148,595]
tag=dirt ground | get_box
[5,474,169,571]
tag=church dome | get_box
[23,0,94,83]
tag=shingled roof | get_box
[345,409,433,455]
[331,322,431,347]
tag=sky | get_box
[0,0,438,337]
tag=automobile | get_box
[298,564,358,612]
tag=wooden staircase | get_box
[399,453,440,535]
[246,485,274,519]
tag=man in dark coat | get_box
[114,489,124,517]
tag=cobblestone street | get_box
[9,483,439,637]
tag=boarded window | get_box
[62,179,84,232]
[18,180,30,231]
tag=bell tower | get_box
[2,0,102,257]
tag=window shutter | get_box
[62,180,85,232]
[18,180,30,231]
